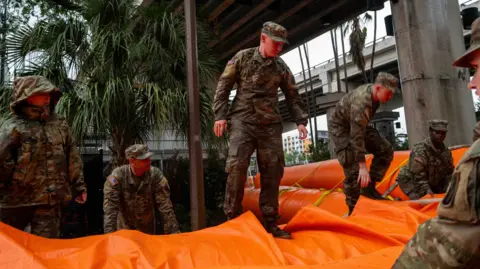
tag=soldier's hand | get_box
[75,192,87,204]
[214,120,227,137]
[297,124,308,140]
[357,164,371,188]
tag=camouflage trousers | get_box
[0,205,62,238]
[224,119,284,224]
[336,126,393,214]
[392,218,480,269]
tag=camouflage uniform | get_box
[392,138,480,269]
[212,22,308,237]
[327,72,398,214]
[392,17,480,268]
[397,120,454,200]
[0,76,87,238]
[103,144,180,234]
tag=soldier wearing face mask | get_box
[0,76,87,238]
[396,120,454,200]
[103,144,180,235]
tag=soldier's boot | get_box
[360,181,388,200]
[264,221,292,239]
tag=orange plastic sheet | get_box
[249,146,468,200]
[242,185,443,224]
[0,197,438,269]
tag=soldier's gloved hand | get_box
[297,124,308,140]
[75,192,87,204]
[214,120,227,137]
[357,162,371,188]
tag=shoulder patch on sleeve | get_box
[107,175,119,186]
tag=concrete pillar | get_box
[391,0,476,147]
[326,106,336,159]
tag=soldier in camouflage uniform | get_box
[396,120,454,200]
[212,22,309,239]
[103,144,180,235]
[0,76,87,238]
[328,72,398,216]
[392,18,480,268]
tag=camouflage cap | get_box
[10,75,62,112]
[261,21,289,44]
[429,119,448,131]
[453,17,480,67]
[374,72,399,93]
[125,144,154,160]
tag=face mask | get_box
[130,159,151,176]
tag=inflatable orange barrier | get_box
[250,145,469,200]
[242,185,443,224]
[0,197,437,269]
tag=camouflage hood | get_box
[10,76,62,114]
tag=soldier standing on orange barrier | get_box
[328,72,398,216]
[212,22,309,239]
[392,18,480,268]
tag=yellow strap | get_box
[375,158,408,189]
[292,163,323,188]
[312,179,344,207]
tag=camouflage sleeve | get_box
[349,105,372,163]
[212,52,241,121]
[0,123,19,186]
[65,125,87,198]
[154,171,180,234]
[473,121,480,142]
[279,64,309,126]
[409,147,433,195]
[103,174,120,233]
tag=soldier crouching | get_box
[103,144,180,235]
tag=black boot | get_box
[360,181,388,200]
[264,222,292,239]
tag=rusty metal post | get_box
[184,0,206,230]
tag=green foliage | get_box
[5,0,223,166]
[393,133,409,150]
[308,139,330,162]
[163,148,227,232]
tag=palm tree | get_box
[330,28,341,92]
[343,13,372,84]
[5,0,221,167]
[369,11,378,82]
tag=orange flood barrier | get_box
[0,197,438,269]
[250,145,469,200]
[242,185,443,224]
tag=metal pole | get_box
[184,0,206,231]
[302,44,318,143]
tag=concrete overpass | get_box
[278,0,477,133]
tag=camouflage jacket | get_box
[392,139,480,269]
[212,47,309,126]
[397,138,454,200]
[327,84,379,163]
[0,114,87,208]
[103,165,180,235]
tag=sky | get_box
[280,0,479,139]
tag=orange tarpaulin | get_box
[249,146,468,200]
[0,197,438,269]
